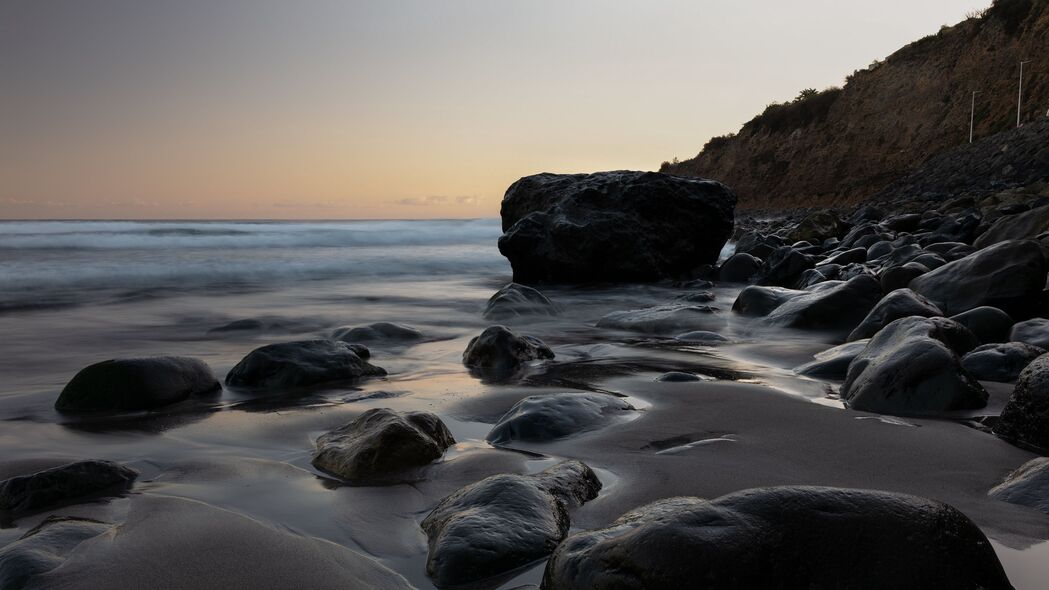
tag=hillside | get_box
[661,0,1049,208]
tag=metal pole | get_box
[970,91,981,143]
[1018,60,1031,128]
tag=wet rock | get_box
[676,330,729,344]
[486,393,635,445]
[842,317,984,416]
[655,372,703,382]
[542,486,1011,590]
[311,408,454,483]
[819,247,866,266]
[225,340,386,390]
[794,340,869,380]
[597,304,725,334]
[0,516,113,590]
[995,354,1049,451]
[331,322,422,343]
[483,283,559,321]
[1010,318,1049,350]
[422,461,601,587]
[883,213,922,232]
[867,240,894,260]
[675,291,715,303]
[498,171,736,283]
[962,342,1045,383]
[909,240,1047,317]
[975,203,1049,248]
[788,211,848,244]
[839,223,878,248]
[847,288,942,341]
[762,275,883,337]
[734,232,781,259]
[988,457,1049,514]
[950,306,1014,344]
[754,246,814,287]
[731,285,804,317]
[462,326,554,376]
[0,461,137,525]
[718,252,762,283]
[795,268,827,289]
[56,357,220,413]
[911,252,947,269]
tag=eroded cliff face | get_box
[662,0,1049,208]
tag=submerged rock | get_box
[498,171,736,283]
[794,340,869,380]
[331,322,422,343]
[483,283,559,320]
[842,317,984,416]
[962,342,1045,383]
[597,304,725,334]
[989,457,1049,514]
[847,288,942,341]
[0,461,137,525]
[762,275,882,336]
[950,306,1014,344]
[311,408,454,483]
[542,486,1010,590]
[462,326,554,376]
[675,330,729,344]
[1010,318,1049,350]
[55,357,220,413]
[995,354,1049,451]
[422,461,600,588]
[486,393,635,445]
[225,340,386,390]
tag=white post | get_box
[970,91,981,143]
[1018,60,1031,128]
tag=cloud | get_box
[392,195,483,207]
[271,200,342,210]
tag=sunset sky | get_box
[1,0,986,220]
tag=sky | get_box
[0,0,987,220]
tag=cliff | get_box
[661,0,1049,208]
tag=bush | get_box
[742,87,843,134]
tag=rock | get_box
[498,171,736,283]
[462,326,554,376]
[794,340,870,380]
[55,357,220,413]
[486,393,635,445]
[911,252,947,269]
[0,516,113,590]
[718,252,762,283]
[847,288,942,341]
[974,203,1049,248]
[674,291,715,303]
[950,306,1014,344]
[311,408,454,483]
[866,240,893,259]
[734,232,781,259]
[1010,318,1049,350]
[925,241,969,256]
[541,486,1011,590]
[597,304,725,334]
[676,330,729,344]
[0,461,137,525]
[483,283,559,320]
[225,340,386,390]
[883,213,922,232]
[988,457,1049,514]
[331,322,422,343]
[731,285,804,317]
[655,372,703,382]
[909,240,1047,317]
[819,247,866,266]
[962,342,1045,383]
[422,461,601,587]
[839,223,878,248]
[795,268,827,288]
[762,275,883,336]
[754,247,814,287]
[208,318,266,333]
[788,211,848,243]
[995,354,1049,451]
[842,317,985,416]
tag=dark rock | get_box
[735,232,781,259]
[486,393,635,445]
[1010,318,1049,350]
[225,340,385,390]
[675,291,715,303]
[56,357,220,413]
[462,326,554,376]
[975,203,1049,249]
[995,354,1049,451]
[839,223,878,248]
[208,318,265,333]
[866,240,894,259]
[988,457,1049,514]
[331,322,422,343]
[311,408,454,483]
[762,275,883,336]
[754,247,814,287]
[880,262,930,292]
[422,461,600,587]
[950,306,1014,344]
[731,285,805,317]
[0,461,137,525]
[847,288,942,341]
[795,269,828,289]
[842,317,985,416]
[788,211,848,244]
[911,253,947,269]
[814,263,842,280]
[0,516,112,590]
[819,247,866,266]
[909,240,1047,317]
[498,171,736,283]
[925,241,968,256]
[794,340,869,380]
[597,304,725,334]
[838,263,875,281]
[542,486,1011,590]
[883,213,922,232]
[483,283,559,321]
[655,371,703,382]
[851,205,885,222]
[718,252,762,283]
[853,234,882,249]
[962,342,1045,383]
[675,330,729,344]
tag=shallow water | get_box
[1,219,1047,589]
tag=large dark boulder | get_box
[794,340,869,380]
[486,393,635,445]
[331,322,422,343]
[962,342,1045,383]
[225,340,386,390]
[462,326,554,376]
[311,408,454,483]
[483,283,559,320]
[788,211,849,244]
[762,275,883,337]
[879,262,929,292]
[542,486,1011,590]
[847,288,942,341]
[718,252,762,283]
[422,461,600,588]
[56,357,220,413]
[974,203,1049,248]
[841,317,985,416]
[754,247,814,287]
[596,304,725,334]
[498,171,736,283]
[731,285,804,316]
[909,240,1047,317]
[819,247,866,266]
[1010,318,1049,350]
[950,306,1014,344]
[995,354,1049,451]
[989,457,1049,514]
[0,461,137,526]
